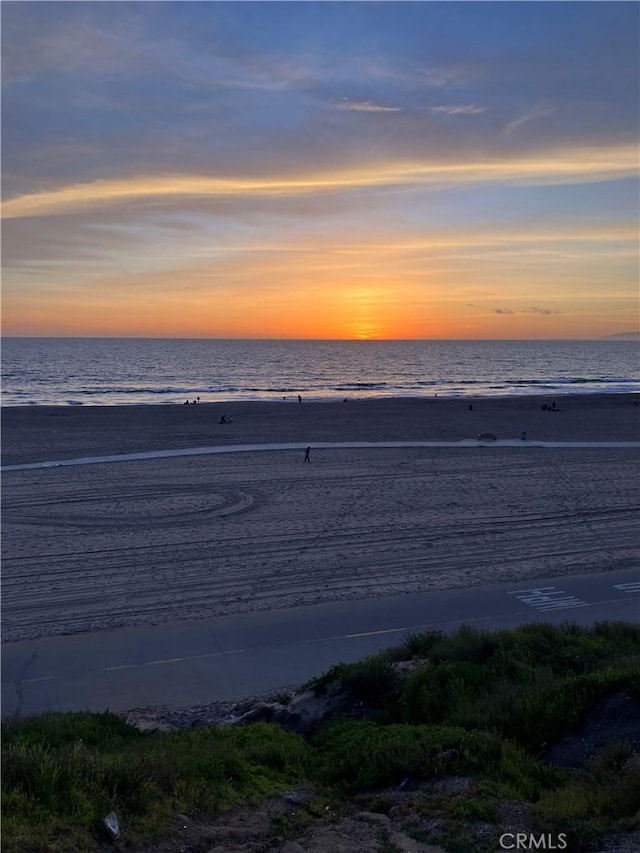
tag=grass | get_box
[3,621,639,852]
[1,719,311,852]
[312,720,563,800]
[306,653,400,709]
[396,622,640,755]
[532,740,640,841]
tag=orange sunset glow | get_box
[2,2,638,340]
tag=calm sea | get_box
[1,338,638,407]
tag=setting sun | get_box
[2,2,637,341]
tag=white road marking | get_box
[614,582,640,594]
[344,626,429,640]
[3,439,639,472]
[103,648,245,672]
[508,586,587,611]
[6,593,637,689]
[538,601,590,612]
[342,615,496,640]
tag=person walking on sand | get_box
[298,394,302,404]
[304,446,311,463]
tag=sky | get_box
[2,1,638,340]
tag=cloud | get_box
[1,6,320,96]
[506,104,557,134]
[495,307,558,316]
[431,105,486,116]
[422,66,470,89]
[522,306,554,315]
[1,12,148,82]
[336,99,402,113]
[3,144,636,220]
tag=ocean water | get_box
[1,338,638,407]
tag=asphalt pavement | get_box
[2,566,638,718]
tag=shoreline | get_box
[2,387,639,410]
[2,393,638,468]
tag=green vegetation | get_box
[1,719,310,852]
[3,622,639,852]
[533,740,640,845]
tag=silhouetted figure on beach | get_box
[298,395,302,404]
[304,446,311,462]
[197,396,200,404]
[184,399,189,405]
[219,415,228,424]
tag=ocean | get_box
[1,338,638,407]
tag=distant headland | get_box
[601,332,640,340]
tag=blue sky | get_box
[2,1,638,338]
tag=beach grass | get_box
[3,622,639,852]
[2,719,311,852]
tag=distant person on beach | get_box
[219,415,227,424]
[304,446,311,462]
[298,395,302,404]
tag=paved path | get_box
[3,439,639,472]
[3,567,638,718]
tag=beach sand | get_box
[2,395,639,642]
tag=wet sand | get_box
[2,395,639,642]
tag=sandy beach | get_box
[2,395,639,643]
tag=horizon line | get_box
[3,335,638,342]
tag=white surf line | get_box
[3,439,639,472]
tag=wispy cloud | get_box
[3,144,636,220]
[494,306,557,316]
[522,306,554,315]
[506,104,557,134]
[336,99,402,113]
[431,104,486,116]
[2,13,148,82]
[422,66,470,89]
